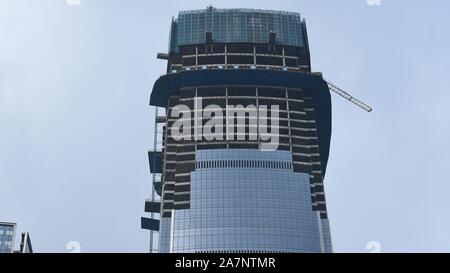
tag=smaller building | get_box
[0,222,16,253]
[19,232,33,253]
[0,222,33,253]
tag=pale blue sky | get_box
[1,0,449,252]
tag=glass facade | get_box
[0,223,16,253]
[170,149,330,253]
[172,8,305,52]
[143,8,333,253]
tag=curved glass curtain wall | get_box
[170,149,329,253]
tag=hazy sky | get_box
[1,0,449,253]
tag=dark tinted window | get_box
[180,88,195,98]
[259,99,287,111]
[198,55,225,65]
[197,87,226,97]
[197,143,227,150]
[285,58,298,67]
[278,145,291,151]
[180,45,196,55]
[227,43,254,53]
[228,87,256,97]
[197,45,207,54]
[228,143,259,149]
[298,55,309,65]
[288,90,304,99]
[213,44,225,53]
[227,55,254,65]
[258,88,286,98]
[284,46,300,57]
[227,98,257,107]
[256,56,283,66]
[183,57,196,66]
[202,98,227,108]
[289,112,306,120]
[255,44,282,55]
[289,101,305,111]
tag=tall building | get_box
[0,222,16,253]
[142,7,333,253]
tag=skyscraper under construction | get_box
[142,7,334,253]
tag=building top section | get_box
[0,222,16,231]
[0,222,16,226]
[170,7,306,52]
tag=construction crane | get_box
[325,79,373,112]
[312,71,373,112]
